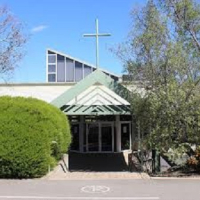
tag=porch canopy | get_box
[51,70,131,115]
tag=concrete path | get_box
[44,164,150,180]
[43,152,150,180]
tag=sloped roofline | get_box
[47,48,120,78]
[51,69,129,108]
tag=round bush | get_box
[0,96,71,178]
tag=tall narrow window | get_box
[84,65,92,78]
[121,123,130,150]
[66,58,74,82]
[75,61,83,82]
[47,52,56,82]
[57,55,65,82]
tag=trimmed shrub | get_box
[0,96,71,178]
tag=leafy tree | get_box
[118,0,200,155]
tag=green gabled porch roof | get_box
[51,70,131,115]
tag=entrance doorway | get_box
[87,124,99,151]
[86,122,114,152]
[71,123,79,151]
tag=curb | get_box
[151,176,200,180]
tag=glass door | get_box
[101,123,113,152]
[86,122,114,152]
[87,123,99,152]
[70,124,79,151]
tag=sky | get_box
[0,0,146,83]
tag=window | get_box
[57,55,65,82]
[75,61,83,82]
[48,54,56,63]
[121,123,131,150]
[48,65,56,73]
[47,53,56,82]
[84,65,92,78]
[66,58,74,82]
[57,54,64,62]
[48,74,56,82]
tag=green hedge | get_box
[0,96,71,178]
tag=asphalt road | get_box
[0,178,199,200]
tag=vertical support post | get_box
[112,122,114,152]
[138,121,141,153]
[156,151,161,173]
[86,123,88,152]
[131,115,135,152]
[99,122,101,152]
[129,123,132,150]
[152,149,160,173]
[138,121,143,171]
[116,115,121,152]
[79,116,84,153]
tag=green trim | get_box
[51,70,130,108]
[61,105,130,115]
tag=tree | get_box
[118,0,200,155]
[160,0,200,98]
[0,6,26,80]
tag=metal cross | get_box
[83,19,111,69]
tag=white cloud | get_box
[31,25,48,33]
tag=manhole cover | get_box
[81,185,110,193]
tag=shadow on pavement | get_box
[68,152,129,172]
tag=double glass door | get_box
[87,122,114,152]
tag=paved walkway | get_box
[43,152,150,180]
[44,166,150,180]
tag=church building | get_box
[0,48,133,154]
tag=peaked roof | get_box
[51,70,131,115]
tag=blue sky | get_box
[0,0,146,83]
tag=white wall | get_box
[0,84,73,103]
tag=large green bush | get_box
[0,96,71,178]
